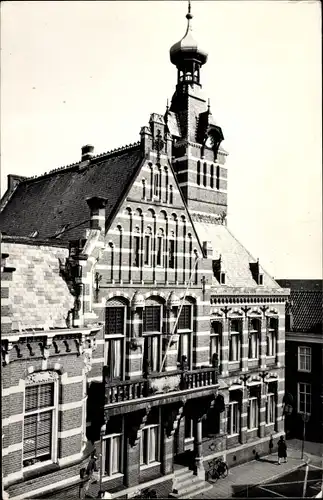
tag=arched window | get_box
[197,161,201,186]
[143,297,164,373]
[168,230,175,269]
[216,165,220,190]
[133,227,140,268]
[203,162,207,187]
[117,225,123,283]
[177,299,195,369]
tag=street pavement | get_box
[200,442,322,499]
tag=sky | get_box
[1,0,321,279]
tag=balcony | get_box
[104,366,219,407]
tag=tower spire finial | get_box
[186,0,193,24]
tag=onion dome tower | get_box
[166,1,228,220]
[170,0,208,91]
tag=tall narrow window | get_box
[227,400,240,435]
[106,339,122,379]
[156,235,163,267]
[216,165,220,190]
[23,376,58,468]
[298,382,311,414]
[248,397,259,430]
[203,162,207,187]
[197,161,201,185]
[143,305,162,373]
[103,433,122,476]
[266,318,277,357]
[169,185,173,204]
[140,425,159,466]
[105,306,125,380]
[210,321,221,365]
[248,319,260,359]
[165,168,169,203]
[153,170,160,198]
[210,164,214,188]
[266,393,275,424]
[144,335,160,372]
[142,179,146,200]
[133,235,140,267]
[144,234,151,266]
[177,305,192,367]
[298,346,311,372]
[229,320,241,362]
[169,239,175,269]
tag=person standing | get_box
[269,435,274,454]
[277,436,287,465]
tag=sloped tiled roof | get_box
[276,279,322,333]
[192,218,280,290]
[2,240,74,330]
[0,145,143,241]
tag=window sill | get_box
[227,433,239,438]
[247,428,258,432]
[266,422,275,426]
[23,460,59,481]
[140,461,160,471]
[102,472,124,483]
[297,369,311,373]
[184,437,194,443]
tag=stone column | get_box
[124,439,140,488]
[194,418,205,480]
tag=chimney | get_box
[86,196,108,231]
[81,144,94,162]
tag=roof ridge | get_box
[22,141,141,183]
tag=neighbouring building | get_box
[277,279,323,443]
[1,5,290,499]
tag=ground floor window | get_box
[298,382,311,414]
[184,417,194,440]
[140,425,159,466]
[227,401,240,435]
[266,393,275,424]
[248,397,259,430]
[103,433,122,476]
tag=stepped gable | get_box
[191,214,280,289]
[0,143,142,241]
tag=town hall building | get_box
[1,4,290,499]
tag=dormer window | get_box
[259,274,264,285]
[250,260,263,285]
[53,224,69,238]
[29,230,38,238]
[220,272,226,284]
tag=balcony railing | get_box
[104,366,218,405]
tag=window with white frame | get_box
[177,304,193,367]
[156,234,164,267]
[105,306,125,380]
[298,382,311,415]
[229,320,241,362]
[210,321,221,365]
[169,238,175,269]
[248,319,260,359]
[144,335,160,373]
[227,400,240,435]
[144,230,152,266]
[266,317,277,357]
[23,373,58,468]
[266,393,275,424]
[103,433,123,477]
[140,425,159,466]
[298,346,312,372]
[248,397,259,430]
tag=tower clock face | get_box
[205,136,213,148]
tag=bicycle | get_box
[205,457,229,483]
